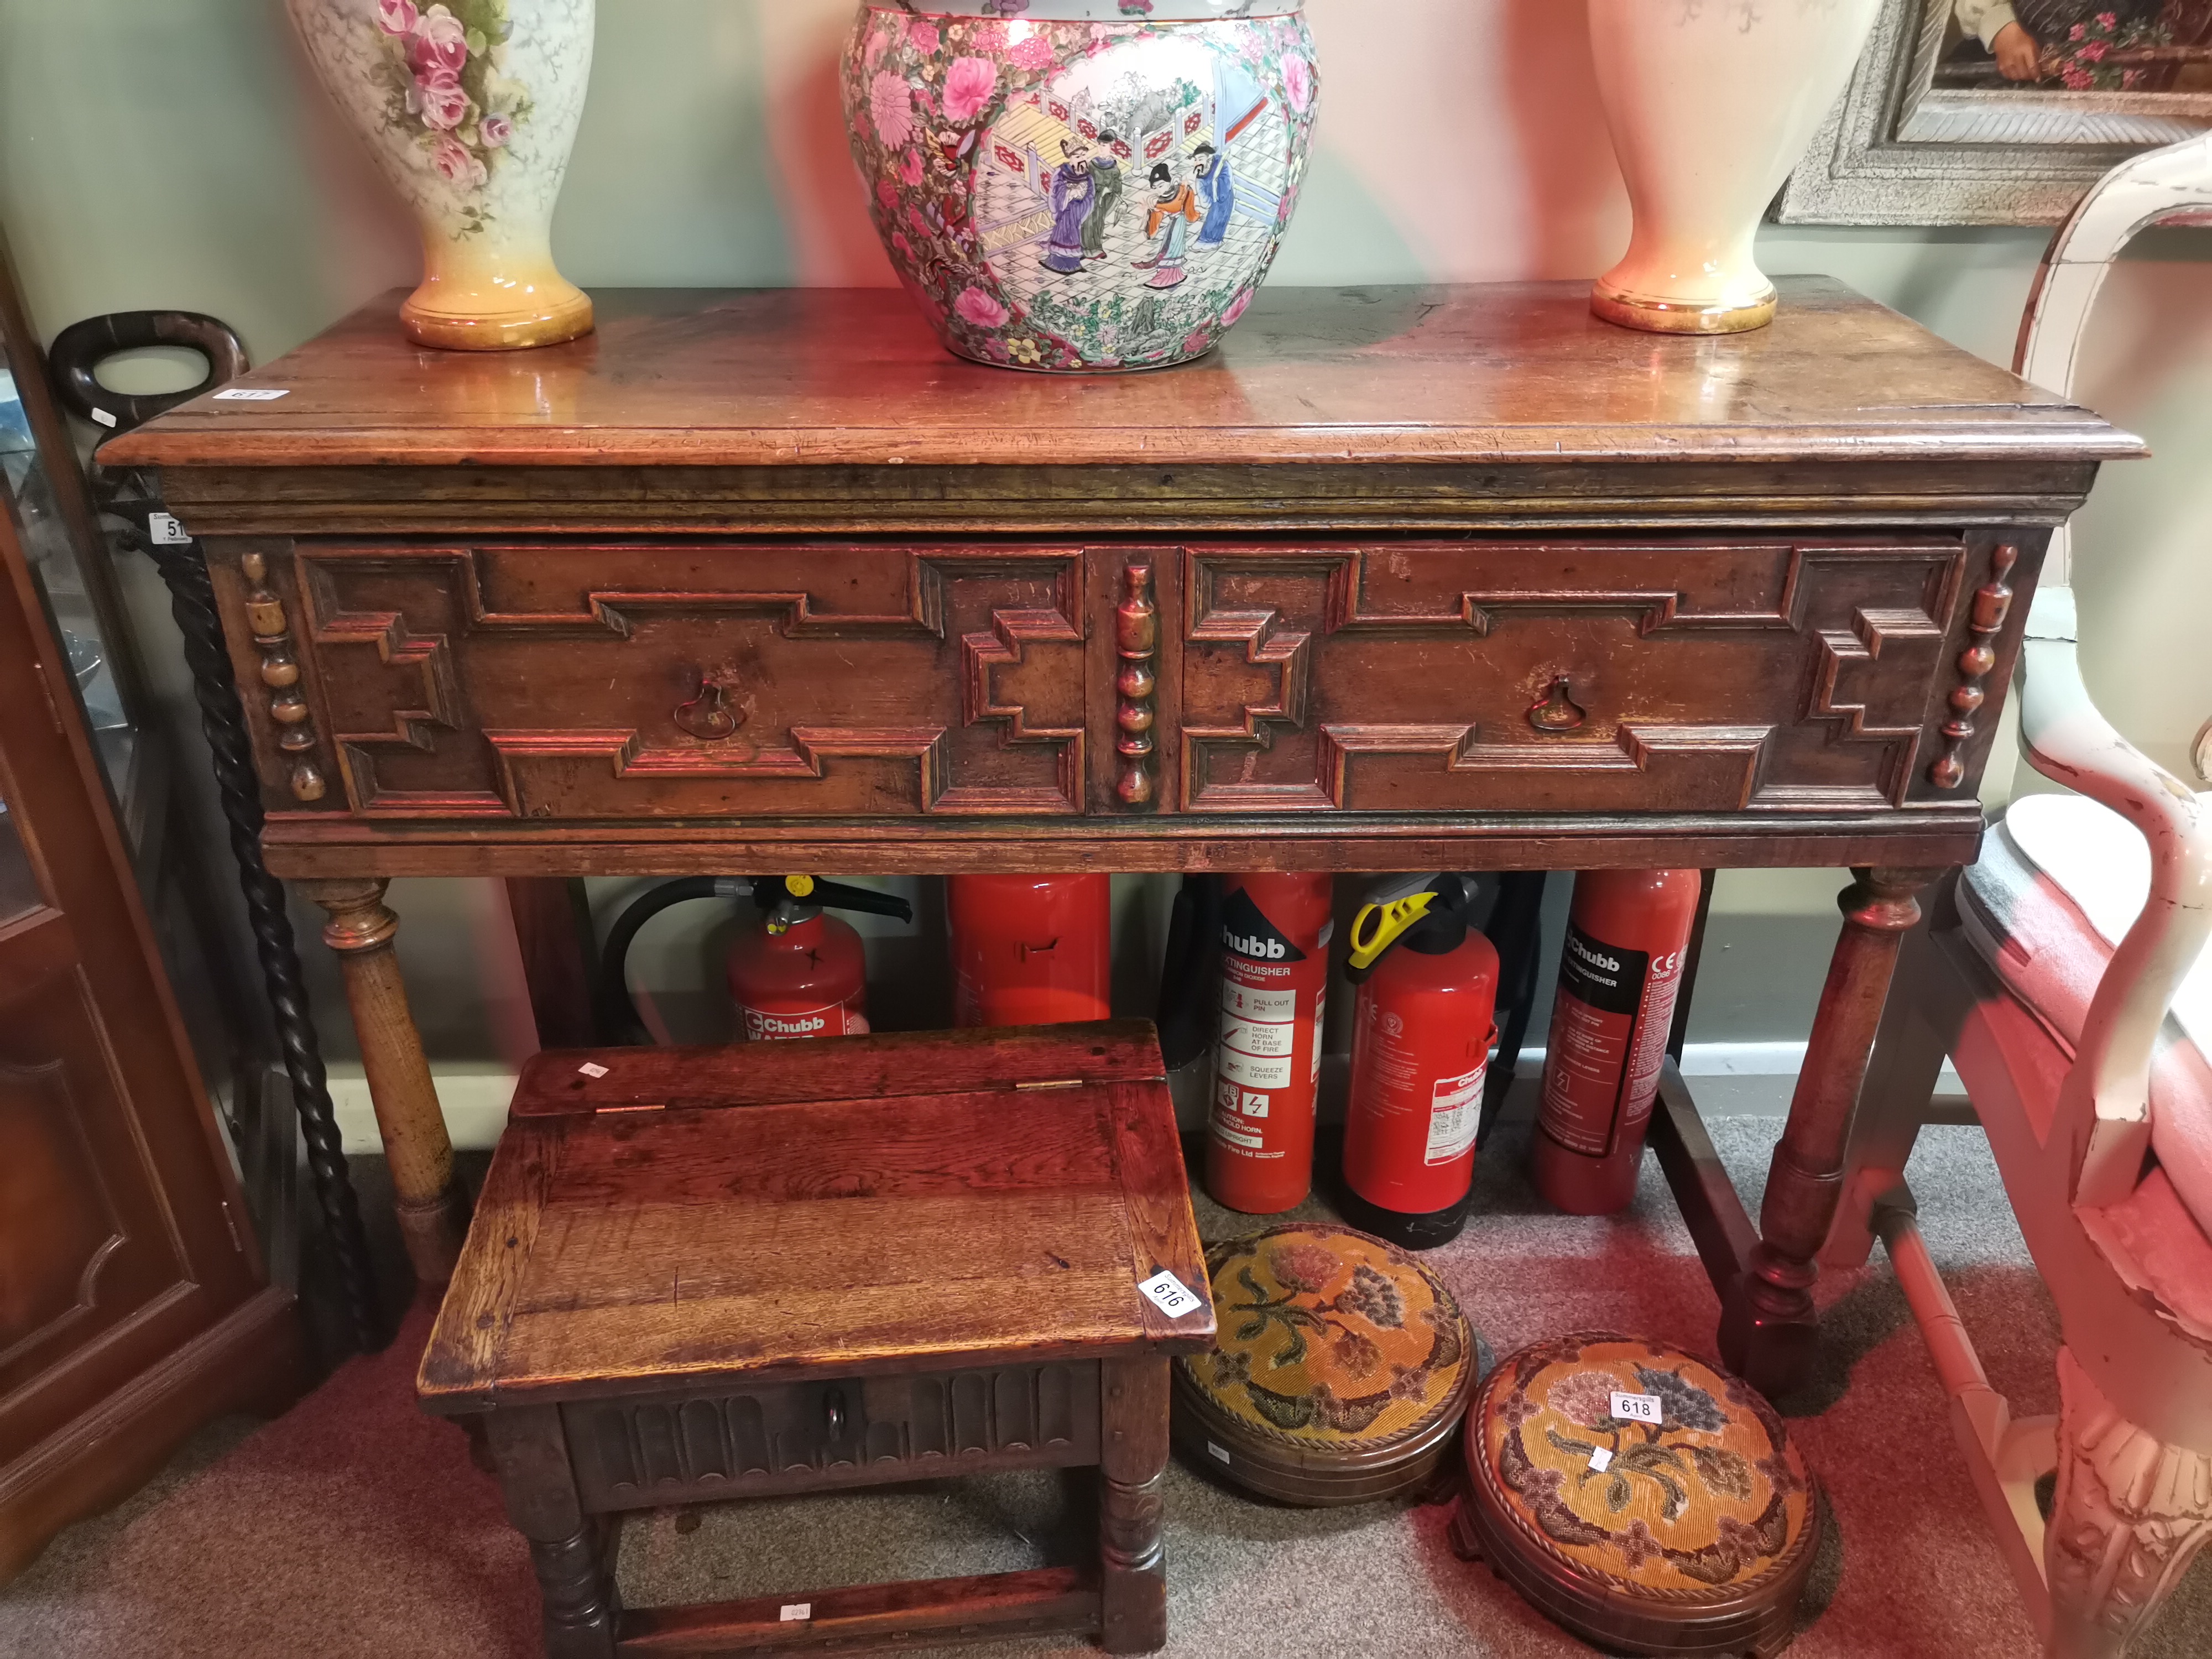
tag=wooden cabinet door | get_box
[0,507,301,1580]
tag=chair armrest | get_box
[2019,589,2212,1204]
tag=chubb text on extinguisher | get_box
[1223,929,1290,960]
[1566,934,1624,976]
[745,1011,829,1037]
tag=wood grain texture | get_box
[1099,1356,1172,1656]
[419,1027,1210,1412]
[506,1021,1164,1119]
[138,457,2117,539]
[1100,1084,1209,1349]
[106,283,2134,474]
[0,480,295,1582]
[299,877,469,1286]
[561,1360,1102,1512]
[1721,867,1937,1397]
[505,878,598,1048]
[1648,1061,1761,1296]
[616,1567,1098,1656]
[252,813,1996,883]
[417,1120,559,1402]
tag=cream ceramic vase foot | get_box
[286,0,594,349]
[1587,0,1880,334]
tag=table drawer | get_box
[1177,539,1990,815]
[564,1361,1103,1512]
[249,542,1089,820]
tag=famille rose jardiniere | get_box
[286,0,595,350]
[843,1,1319,372]
[1586,0,1882,334]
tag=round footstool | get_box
[1452,1332,1821,1658]
[1172,1223,1477,1506]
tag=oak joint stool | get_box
[419,1021,1214,1657]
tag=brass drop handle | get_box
[823,1387,847,1441]
[1527,676,1588,734]
[674,672,745,741]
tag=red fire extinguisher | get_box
[1531,868,1701,1215]
[948,874,1113,1028]
[727,875,915,1043]
[1340,875,1501,1250]
[1206,872,1334,1215]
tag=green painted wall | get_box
[4,0,2208,1072]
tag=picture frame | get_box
[1778,0,2212,226]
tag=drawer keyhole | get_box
[1527,676,1588,734]
[675,674,745,742]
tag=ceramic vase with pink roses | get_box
[286,0,595,349]
[843,1,1318,373]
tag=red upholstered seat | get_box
[1959,792,2212,1335]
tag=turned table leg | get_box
[1099,1355,1170,1656]
[484,1406,621,1659]
[300,877,470,1287]
[2047,1349,2212,1659]
[1720,867,1937,1396]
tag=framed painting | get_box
[1780,0,2212,224]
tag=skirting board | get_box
[327,1045,1967,1153]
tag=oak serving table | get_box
[108,280,2137,1408]
[417,1021,1209,1656]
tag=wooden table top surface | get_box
[416,1025,1214,1412]
[109,279,2138,474]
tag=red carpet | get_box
[2,1119,2204,1657]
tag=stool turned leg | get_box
[484,1406,620,1659]
[300,878,471,1287]
[529,1528,622,1658]
[1720,867,1935,1397]
[1099,1356,1171,1656]
[2046,1348,2212,1659]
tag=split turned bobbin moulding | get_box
[105,280,2138,1414]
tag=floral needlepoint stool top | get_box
[1454,1333,1822,1659]
[1171,1224,1477,1505]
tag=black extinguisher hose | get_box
[1477,870,1551,1150]
[595,877,736,1046]
[1154,874,1224,1070]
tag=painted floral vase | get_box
[1586,0,1881,334]
[843,1,1318,372]
[286,0,595,350]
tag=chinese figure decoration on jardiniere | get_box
[287,0,596,350]
[843,1,1319,372]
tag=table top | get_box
[416,1024,1214,1413]
[109,280,2138,475]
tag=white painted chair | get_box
[1823,132,2212,1658]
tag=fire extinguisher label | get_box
[1220,1010,1297,1058]
[1211,888,1331,1187]
[740,1003,864,1042]
[1425,1061,1488,1165]
[1217,973,1299,1088]
[1212,1077,1266,1147]
[1222,983,1296,1022]
[1218,1047,1293,1089]
[1540,924,1684,1156]
[1540,924,1649,1155]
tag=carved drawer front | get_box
[565,1361,1103,1512]
[284,544,1088,820]
[1178,539,1976,816]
